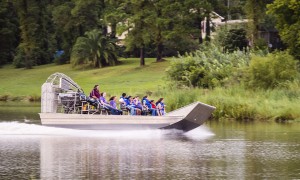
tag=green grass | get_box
[150,86,300,121]
[0,58,169,100]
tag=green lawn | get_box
[0,58,170,99]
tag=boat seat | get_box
[99,104,109,115]
[80,101,98,114]
[120,104,130,115]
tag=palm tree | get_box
[71,29,118,68]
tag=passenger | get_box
[150,100,156,108]
[89,85,101,108]
[134,96,143,110]
[150,100,160,116]
[156,98,166,116]
[126,96,137,115]
[100,92,121,115]
[109,96,123,115]
[132,96,142,115]
[142,96,157,116]
[119,93,127,109]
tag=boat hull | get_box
[40,102,216,132]
[40,113,184,130]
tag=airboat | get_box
[39,72,216,132]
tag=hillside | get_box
[0,58,170,100]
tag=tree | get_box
[182,0,208,44]
[120,0,153,66]
[51,0,104,64]
[13,0,54,68]
[0,0,19,66]
[267,0,300,59]
[71,29,118,68]
[223,28,248,52]
[103,0,126,39]
[245,0,273,44]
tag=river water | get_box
[0,102,299,179]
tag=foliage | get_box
[204,86,300,121]
[223,28,248,52]
[71,29,118,68]
[244,0,274,43]
[0,1,19,66]
[244,51,299,89]
[166,44,250,88]
[267,0,300,59]
[12,47,25,68]
[54,53,69,65]
[253,38,268,51]
[13,0,55,69]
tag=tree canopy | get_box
[267,0,300,59]
[0,0,299,69]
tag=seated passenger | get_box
[125,96,136,115]
[150,100,160,116]
[100,92,122,115]
[109,96,123,115]
[132,96,142,115]
[156,98,166,116]
[89,85,101,108]
[133,96,143,110]
[119,93,127,109]
[150,100,156,108]
[142,96,157,116]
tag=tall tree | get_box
[267,0,300,59]
[182,0,212,44]
[120,0,153,66]
[245,0,273,44]
[13,0,54,68]
[51,0,104,64]
[0,0,19,66]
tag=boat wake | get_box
[0,122,214,140]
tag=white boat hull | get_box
[40,113,183,130]
[40,102,216,132]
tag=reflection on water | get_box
[0,122,299,179]
[0,102,40,122]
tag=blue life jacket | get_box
[143,98,152,109]
[124,98,130,106]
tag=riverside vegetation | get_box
[1,45,300,122]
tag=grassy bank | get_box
[1,58,299,121]
[154,86,300,122]
[0,58,169,100]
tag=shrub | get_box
[245,51,299,89]
[166,44,250,88]
[254,38,268,51]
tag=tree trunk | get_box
[140,47,145,66]
[22,0,32,69]
[94,55,100,68]
[79,24,84,36]
[156,28,163,62]
[102,25,107,36]
[198,18,203,44]
[156,42,163,62]
[110,23,117,38]
[100,55,107,67]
